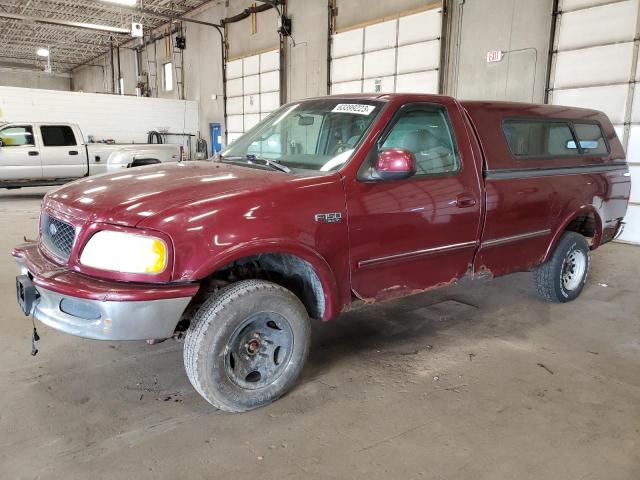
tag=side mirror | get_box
[297,115,315,126]
[375,148,416,180]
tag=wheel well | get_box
[204,253,325,320]
[565,212,597,239]
[128,158,160,168]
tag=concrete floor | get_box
[1,187,639,480]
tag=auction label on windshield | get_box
[332,104,376,115]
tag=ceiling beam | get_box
[114,2,223,29]
[0,12,130,34]
[0,53,81,66]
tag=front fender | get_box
[192,239,341,321]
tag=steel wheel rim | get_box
[561,249,587,291]
[223,312,294,390]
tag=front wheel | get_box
[183,280,310,412]
[533,231,590,302]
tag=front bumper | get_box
[13,243,198,341]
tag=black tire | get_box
[183,280,311,412]
[533,231,590,303]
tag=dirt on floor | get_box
[1,187,639,480]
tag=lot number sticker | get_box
[332,104,376,115]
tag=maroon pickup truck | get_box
[14,94,630,412]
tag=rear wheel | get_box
[533,232,590,302]
[183,280,310,412]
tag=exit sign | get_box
[486,50,504,63]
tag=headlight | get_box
[80,230,168,274]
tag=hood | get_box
[45,162,292,227]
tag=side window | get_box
[573,123,608,155]
[0,126,34,147]
[40,126,77,147]
[502,120,576,157]
[381,107,460,175]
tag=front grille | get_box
[41,213,76,261]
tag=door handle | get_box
[455,194,476,208]
[28,151,39,156]
[69,150,79,155]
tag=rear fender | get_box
[543,206,602,263]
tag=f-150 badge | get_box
[315,212,342,223]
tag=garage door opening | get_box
[329,4,444,95]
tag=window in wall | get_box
[163,62,173,91]
[119,77,124,95]
[502,120,576,157]
[572,123,608,155]
[380,106,460,175]
[0,126,34,146]
[40,126,77,147]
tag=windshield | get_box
[221,98,384,172]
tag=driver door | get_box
[0,125,42,182]
[345,101,482,300]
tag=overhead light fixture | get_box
[101,0,138,5]
[36,48,49,57]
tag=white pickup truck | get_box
[0,122,181,189]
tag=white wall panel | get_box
[260,92,280,112]
[331,80,362,95]
[628,165,640,202]
[331,55,363,83]
[243,55,260,76]
[225,49,280,140]
[625,125,640,161]
[363,49,396,78]
[260,50,280,72]
[226,96,243,115]
[552,0,640,243]
[0,86,198,144]
[226,115,244,133]
[557,0,637,51]
[244,114,261,131]
[364,20,397,51]
[553,43,634,89]
[226,78,243,97]
[560,0,618,11]
[630,88,640,123]
[226,59,243,79]
[330,7,442,95]
[363,76,395,93]
[618,205,640,243]
[397,41,440,74]
[398,9,441,45]
[552,84,629,124]
[243,74,260,95]
[332,29,364,58]
[396,71,439,93]
[260,70,280,92]
[243,94,260,114]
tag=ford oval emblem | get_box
[49,223,58,236]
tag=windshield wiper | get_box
[221,154,292,174]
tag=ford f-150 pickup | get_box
[0,122,181,188]
[13,94,630,412]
